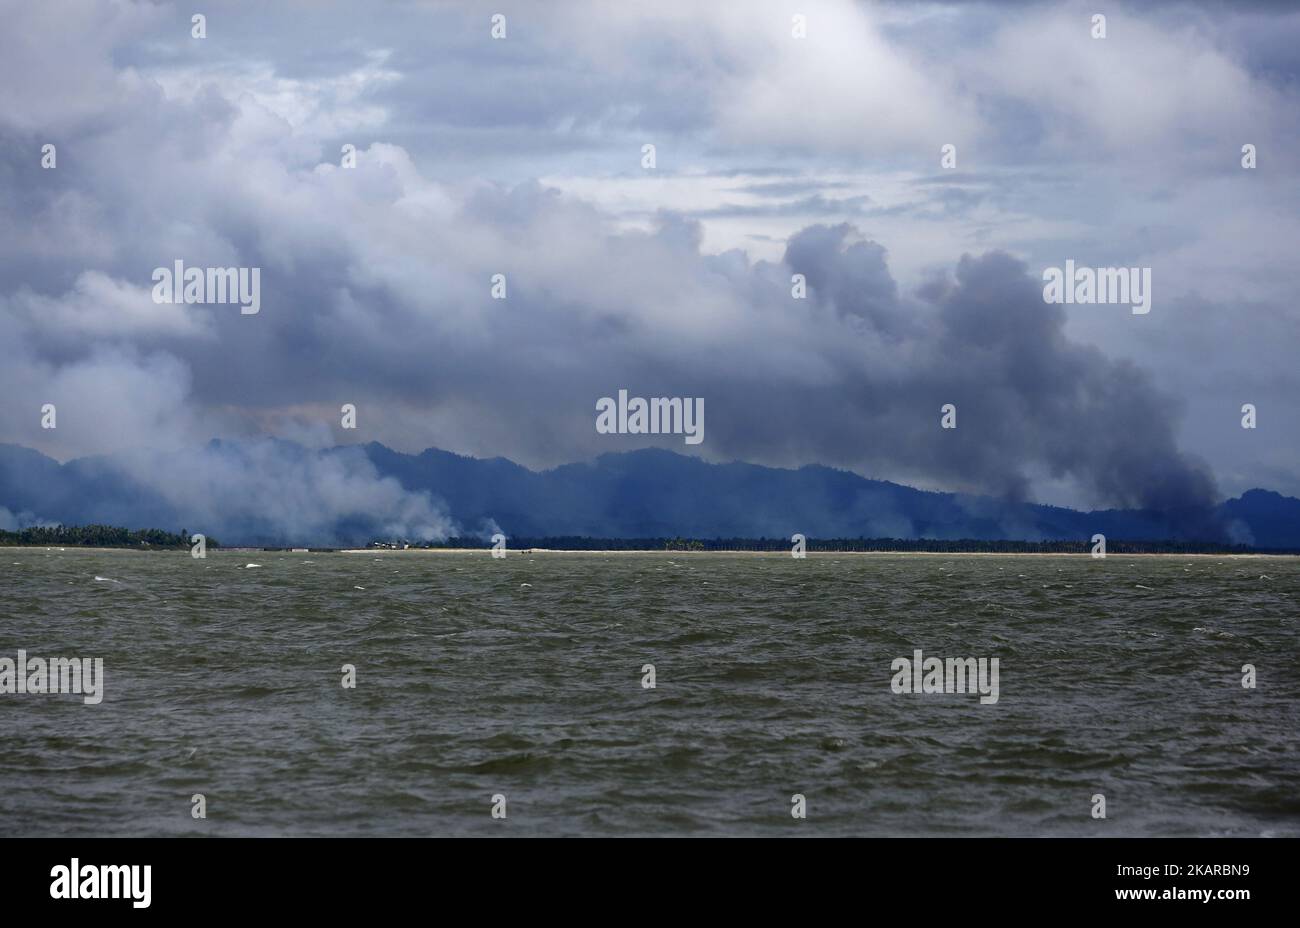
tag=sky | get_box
[2,0,1298,529]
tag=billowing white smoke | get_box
[109,440,458,546]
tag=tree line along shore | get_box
[4,525,1297,555]
[0,525,213,549]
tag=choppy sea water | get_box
[1,549,1297,837]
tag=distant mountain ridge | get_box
[0,441,1297,549]
[356,444,1296,548]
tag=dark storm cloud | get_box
[781,225,905,334]
[696,226,1220,513]
[925,252,1218,512]
[0,0,1295,534]
[0,127,1219,516]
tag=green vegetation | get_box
[0,524,214,549]
[3,525,1282,554]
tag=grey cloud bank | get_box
[1,0,1297,539]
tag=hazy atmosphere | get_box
[2,0,1298,869]
[2,0,1299,541]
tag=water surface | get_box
[2,550,1297,836]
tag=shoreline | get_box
[341,548,1295,558]
[7,545,1296,558]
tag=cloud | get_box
[0,0,1295,530]
[0,0,164,135]
[5,271,213,342]
[962,1,1291,162]
[0,506,55,532]
[108,440,459,545]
